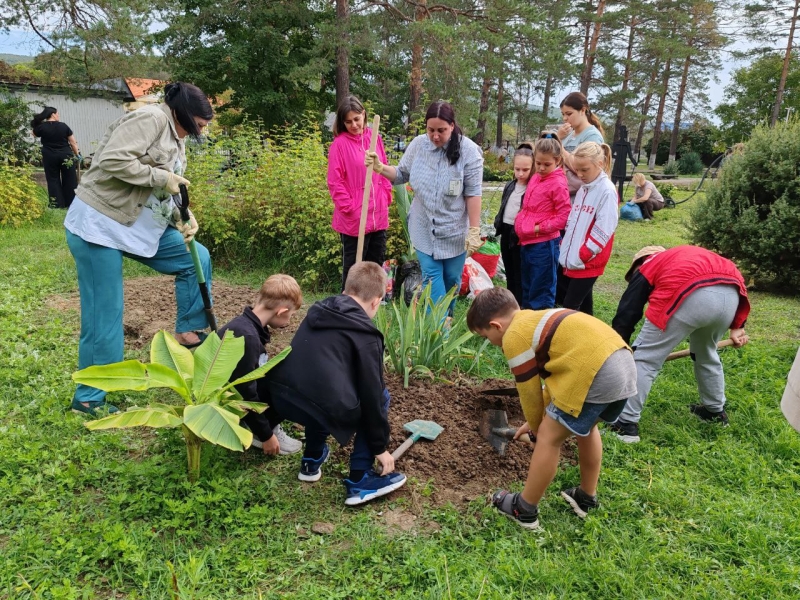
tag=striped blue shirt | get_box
[395,134,483,259]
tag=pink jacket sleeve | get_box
[327,138,355,215]
[538,181,571,235]
[375,134,393,204]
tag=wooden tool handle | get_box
[494,427,536,443]
[356,114,381,264]
[391,434,416,460]
[665,338,735,362]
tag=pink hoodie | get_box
[514,168,570,245]
[327,128,393,236]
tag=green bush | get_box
[689,121,800,291]
[0,165,47,226]
[654,182,675,198]
[0,88,38,165]
[662,161,679,175]
[482,151,511,182]
[677,151,703,175]
[185,120,340,289]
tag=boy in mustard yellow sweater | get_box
[467,287,636,529]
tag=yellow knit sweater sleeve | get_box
[502,317,546,431]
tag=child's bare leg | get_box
[575,424,602,496]
[520,414,573,506]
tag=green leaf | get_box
[84,406,183,430]
[221,347,291,390]
[72,360,148,392]
[150,330,195,384]
[192,331,245,402]
[146,362,192,402]
[230,400,269,413]
[183,403,252,451]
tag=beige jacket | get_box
[76,103,185,226]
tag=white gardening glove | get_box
[177,209,199,251]
[465,226,483,255]
[165,172,191,195]
[364,150,385,174]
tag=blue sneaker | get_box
[70,398,119,417]
[343,470,407,506]
[298,445,329,482]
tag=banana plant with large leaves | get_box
[73,330,290,482]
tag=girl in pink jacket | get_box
[327,96,393,290]
[514,133,571,309]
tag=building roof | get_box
[125,78,163,99]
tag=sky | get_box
[0,27,745,113]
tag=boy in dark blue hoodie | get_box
[265,261,406,506]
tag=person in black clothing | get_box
[611,125,638,203]
[264,261,407,506]
[31,107,80,208]
[216,274,304,456]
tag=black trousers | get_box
[499,223,523,305]
[42,147,77,209]
[556,267,598,315]
[340,230,387,291]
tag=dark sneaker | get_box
[343,470,407,506]
[298,444,330,482]
[560,486,599,519]
[690,404,729,426]
[70,398,119,417]
[606,419,640,443]
[490,490,540,530]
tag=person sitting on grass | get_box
[467,287,636,529]
[217,274,304,455]
[263,261,406,506]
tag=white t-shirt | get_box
[502,183,527,225]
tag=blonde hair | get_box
[632,173,647,187]
[344,261,387,302]
[574,141,612,175]
[534,132,563,166]
[256,274,303,310]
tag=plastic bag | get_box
[620,201,643,221]
[395,259,423,306]
[464,257,494,299]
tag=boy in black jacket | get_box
[217,274,303,455]
[265,261,406,506]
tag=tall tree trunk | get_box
[635,65,660,156]
[669,46,693,164]
[542,72,554,125]
[496,68,504,148]
[648,55,673,170]
[771,0,800,126]
[614,15,637,141]
[409,0,427,115]
[475,42,494,148]
[335,0,350,107]
[580,0,607,95]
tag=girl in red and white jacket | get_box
[514,133,571,309]
[557,141,618,315]
[327,95,393,290]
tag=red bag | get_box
[471,252,500,278]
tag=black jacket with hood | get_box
[266,295,390,455]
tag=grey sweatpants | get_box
[619,284,739,424]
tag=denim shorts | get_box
[546,399,628,437]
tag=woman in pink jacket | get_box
[327,96,393,290]
[514,133,571,309]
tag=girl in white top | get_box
[557,92,605,202]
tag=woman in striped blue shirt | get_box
[366,101,484,307]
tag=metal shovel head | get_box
[479,409,510,456]
[403,419,444,441]
[482,387,519,397]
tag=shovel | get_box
[482,339,739,397]
[355,114,381,265]
[479,409,535,456]
[177,183,217,331]
[391,419,443,461]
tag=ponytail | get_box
[31,106,57,129]
[425,101,461,166]
[600,143,612,175]
[585,109,605,138]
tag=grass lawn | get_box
[1,201,799,599]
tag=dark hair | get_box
[514,142,534,157]
[559,92,605,137]
[31,106,57,129]
[534,131,564,165]
[425,101,461,166]
[164,82,213,139]
[333,95,366,136]
[466,287,519,332]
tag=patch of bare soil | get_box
[52,275,577,506]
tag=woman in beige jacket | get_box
[65,82,214,416]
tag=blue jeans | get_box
[304,389,391,472]
[520,238,560,310]
[66,227,212,403]
[416,250,466,310]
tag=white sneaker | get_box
[272,425,303,455]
